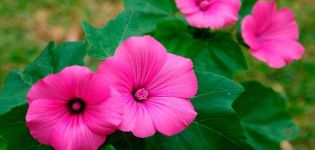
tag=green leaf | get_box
[193,33,247,78]
[103,131,145,150]
[0,70,31,117]
[145,71,252,150]
[0,105,52,150]
[0,41,86,115]
[233,81,299,150]
[83,10,141,59]
[124,0,180,32]
[151,20,247,78]
[152,20,194,56]
[239,0,256,19]
[124,0,177,15]
[0,136,7,150]
[100,144,116,150]
[24,41,86,82]
[84,0,179,59]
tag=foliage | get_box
[233,82,299,150]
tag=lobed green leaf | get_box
[83,0,179,59]
[0,41,86,115]
[233,81,299,150]
[152,20,247,78]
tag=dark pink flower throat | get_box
[67,98,86,114]
[133,88,149,102]
[197,0,211,11]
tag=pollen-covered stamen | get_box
[197,0,211,11]
[134,88,149,101]
[68,98,86,114]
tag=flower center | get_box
[134,88,149,101]
[197,0,211,11]
[67,98,86,114]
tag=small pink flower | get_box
[96,36,198,138]
[26,66,123,150]
[175,0,241,29]
[241,1,304,68]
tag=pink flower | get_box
[175,0,241,29]
[96,36,198,138]
[241,1,304,68]
[26,66,123,150]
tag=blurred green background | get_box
[0,0,314,149]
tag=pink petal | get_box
[114,36,168,87]
[97,57,134,93]
[175,0,200,14]
[250,48,268,63]
[265,39,304,68]
[146,97,197,136]
[252,1,276,33]
[84,88,123,135]
[26,99,67,145]
[186,11,225,29]
[251,39,304,68]
[119,97,156,138]
[148,54,197,99]
[79,73,112,105]
[27,66,92,104]
[205,0,240,25]
[118,97,138,132]
[182,0,240,29]
[51,116,105,150]
[261,8,299,40]
[186,12,210,28]
[241,16,262,50]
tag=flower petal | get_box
[181,0,240,29]
[265,39,304,68]
[148,54,197,99]
[175,0,199,14]
[97,57,134,93]
[205,0,240,25]
[114,36,168,87]
[241,15,262,50]
[261,8,299,40]
[27,66,92,104]
[186,11,225,29]
[119,97,156,138]
[26,99,67,145]
[79,73,112,105]
[252,1,276,32]
[84,88,123,135]
[147,97,197,136]
[251,39,304,68]
[51,116,105,150]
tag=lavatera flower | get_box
[242,1,304,68]
[96,36,198,138]
[175,0,241,29]
[26,66,123,150]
